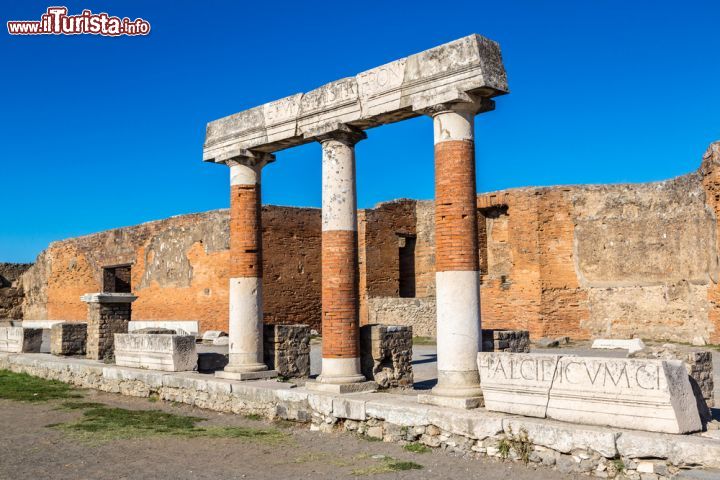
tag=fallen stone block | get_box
[128,321,199,336]
[0,326,42,353]
[591,338,645,354]
[535,337,560,348]
[212,336,229,346]
[114,333,197,372]
[360,324,413,388]
[50,322,87,356]
[479,352,702,434]
[547,356,701,434]
[201,330,228,344]
[478,352,561,417]
[264,324,310,378]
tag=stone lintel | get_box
[417,393,483,410]
[80,293,138,304]
[215,369,278,381]
[203,34,508,160]
[304,380,378,394]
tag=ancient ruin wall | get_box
[0,263,32,320]
[22,207,321,333]
[364,144,720,342]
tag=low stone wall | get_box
[1,352,719,479]
[360,324,413,388]
[263,324,310,378]
[50,323,87,356]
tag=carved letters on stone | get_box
[478,352,703,434]
[203,34,508,160]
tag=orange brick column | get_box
[309,125,373,390]
[421,100,494,408]
[215,152,278,381]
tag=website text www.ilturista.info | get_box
[7,6,150,36]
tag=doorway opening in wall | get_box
[103,265,132,293]
[398,234,417,298]
[478,205,510,285]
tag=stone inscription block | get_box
[478,353,702,434]
[478,352,561,417]
[114,334,197,372]
[0,326,42,353]
[547,357,701,434]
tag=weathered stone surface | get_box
[481,329,530,353]
[547,356,701,434]
[201,330,227,344]
[360,324,413,388]
[592,338,645,354]
[263,324,310,378]
[50,322,87,356]
[114,334,197,372]
[480,352,702,434]
[0,327,42,353]
[129,321,198,336]
[203,34,507,159]
[478,352,561,417]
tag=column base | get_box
[417,394,483,410]
[304,380,378,394]
[215,369,278,381]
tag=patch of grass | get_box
[147,394,159,403]
[49,403,288,444]
[498,438,511,459]
[412,336,436,346]
[611,458,625,473]
[243,413,263,421]
[0,370,82,402]
[352,457,423,475]
[403,442,430,454]
[57,401,104,410]
[358,433,382,442]
[507,428,531,464]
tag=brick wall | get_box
[22,207,321,334]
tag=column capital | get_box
[214,146,276,169]
[421,96,495,118]
[303,123,367,146]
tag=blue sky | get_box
[2,0,719,262]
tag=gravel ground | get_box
[0,388,579,480]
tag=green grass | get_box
[403,442,430,454]
[0,370,82,402]
[412,336,436,346]
[243,413,263,421]
[352,457,423,475]
[50,403,289,444]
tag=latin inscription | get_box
[480,355,662,390]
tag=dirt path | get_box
[0,386,580,480]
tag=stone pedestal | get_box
[115,333,197,372]
[0,326,42,353]
[360,324,413,389]
[81,293,137,361]
[50,322,87,356]
[264,324,311,378]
